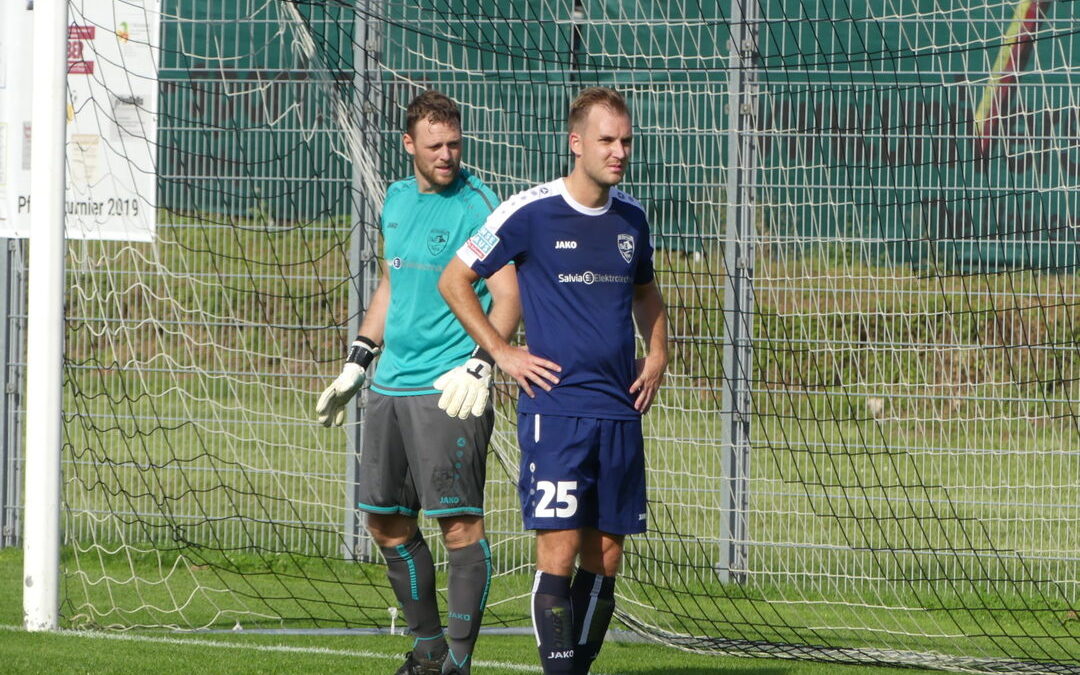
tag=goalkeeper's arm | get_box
[314,265,389,427]
[433,263,521,419]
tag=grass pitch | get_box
[2,547,924,674]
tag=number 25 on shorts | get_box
[535,480,578,518]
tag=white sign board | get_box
[0,2,33,235]
[0,0,160,241]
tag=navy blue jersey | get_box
[457,178,654,419]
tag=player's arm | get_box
[355,258,390,343]
[315,258,389,427]
[439,257,560,399]
[484,263,521,343]
[629,279,668,413]
[431,262,522,419]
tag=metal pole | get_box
[718,0,759,585]
[0,240,11,548]
[6,240,28,550]
[24,0,69,631]
[0,240,23,550]
[343,0,383,562]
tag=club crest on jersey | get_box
[427,228,450,255]
[617,234,635,263]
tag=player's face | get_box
[403,117,463,193]
[570,105,633,189]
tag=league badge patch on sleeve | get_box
[617,233,635,263]
[467,227,500,261]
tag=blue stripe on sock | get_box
[395,543,419,601]
[412,632,445,649]
[479,538,493,612]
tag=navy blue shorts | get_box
[516,413,647,535]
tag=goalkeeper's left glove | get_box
[315,336,379,427]
[433,346,494,420]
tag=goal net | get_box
[42,0,1080,671]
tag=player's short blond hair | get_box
[406,89,461,135]
[568,87,630,132]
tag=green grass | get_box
[25,530,1080,670]
[0,547,940,674]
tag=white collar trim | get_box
[557,178,611,216]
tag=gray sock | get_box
[381,530,447,661]
[443,539,492,674]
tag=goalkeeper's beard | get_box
[416,160,460,190]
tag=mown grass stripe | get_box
[0,625,551,673]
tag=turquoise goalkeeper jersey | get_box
[371,169,498,396]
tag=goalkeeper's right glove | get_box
[433,346,495,420]
[315,336,379,427]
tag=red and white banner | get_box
[0,0,160,241]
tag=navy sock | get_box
[570,569,616,674]
[443,539,492,674]
[532,571,575,674]
[381,530,447,661]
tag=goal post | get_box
[23,0,70,632]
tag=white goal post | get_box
[23,0,69,632]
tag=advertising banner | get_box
[0,0,160,241]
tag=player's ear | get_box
[402,133,416,156]
[568,131,582,158]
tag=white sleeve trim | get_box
[454,180,558,270]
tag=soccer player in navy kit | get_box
[440,87,669,674]
[316,91,519,675]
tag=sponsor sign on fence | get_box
[0,0,159,241]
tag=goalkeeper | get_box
[316,90,519,675]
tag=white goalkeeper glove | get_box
[434,346,494,420]
[316,336,380,427]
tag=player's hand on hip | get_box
[630,355,666,414]
[494,345,560,399]
[315,337,379,427]
[433,347,495,419]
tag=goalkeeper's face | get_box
[404,117,463,193]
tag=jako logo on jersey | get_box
[617,233,635,263]
[547,650,574,660]
[555,240,577,249]
[440,496,461,505]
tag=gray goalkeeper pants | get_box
[357,391,493,519]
